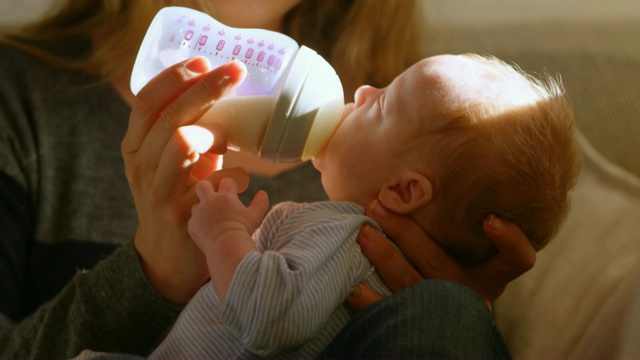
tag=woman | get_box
[0,0,533,358]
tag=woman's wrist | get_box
[134,230,208,306]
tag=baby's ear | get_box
[378,171,433,214]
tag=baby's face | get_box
[312,54,526,205]
[312,57,434,205]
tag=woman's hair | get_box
[423,56,581,265]
[285,1,424,99]
[1,0,424,100]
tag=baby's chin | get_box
[310,156,321,171]
[310,150,329,174]
[310,137,333,172]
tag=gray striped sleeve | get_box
[219,202,374,356]
[150,201,385,359]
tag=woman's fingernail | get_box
[488,214,506,232]
[368,199,388,217]
[358,225,376,245]
[185,56,211,75]
[226,60,247,80]
[213,61,246,88]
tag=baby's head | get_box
[313,54,581,266]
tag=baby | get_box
[150,53,581,359]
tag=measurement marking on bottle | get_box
[168,14,290,75]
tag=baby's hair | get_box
[423,55,580,264]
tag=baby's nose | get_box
[354,85,376,107]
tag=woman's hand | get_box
[121,57,248,305]
[349,200,536,311]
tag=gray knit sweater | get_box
[0,38,327,359]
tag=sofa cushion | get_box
[494,133,640,358]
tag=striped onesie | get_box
[150,201,392,359]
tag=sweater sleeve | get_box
[0,41,183,359]
[218,202,375,356]
[0,241,182,359]
[0,172,31,324]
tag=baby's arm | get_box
[188,178,269,301]
[152,203,377,358]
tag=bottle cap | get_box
[261,46,345,162]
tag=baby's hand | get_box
[188,178,269,253]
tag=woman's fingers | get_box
[121,57,248,305]
[123,58,246,180]
[356,224,423,292]
[142,60,245,174]
[191,152,222,181]
[484,215,536,272]
[361,198,536,305]
[153,125,214,200]
[123,56,212,155]
[364,200,472,287]
[466,215,537,300]
[182,122,229,181]
[345,283,384,312]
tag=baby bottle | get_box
[131,7,344,162]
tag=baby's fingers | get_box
[217,177,239,193]
[194,180,215,200]
[206,167,249,193]
[248,190,269,228]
